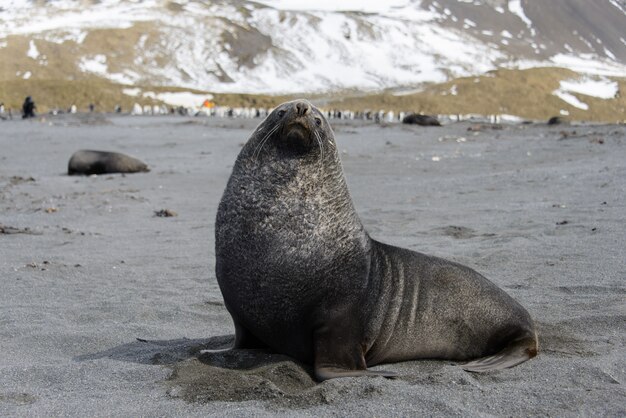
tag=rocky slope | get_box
[0,0,624,120]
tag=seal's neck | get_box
[232,139,361,229]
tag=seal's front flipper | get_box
[315,366,397,381]
[233,321,268,349]
[461,333,538,372]
[313,325,397,381]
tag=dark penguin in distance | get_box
[215,99,538,381]
[22,96,36,119]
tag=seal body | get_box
[215,100,537,381]
[402,113,441,126]
[68,150,149,175]
[547,116,566,125]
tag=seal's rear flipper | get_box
[315,367,397,381]
[460,333,538,373]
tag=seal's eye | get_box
[277,110,286,117]
[315,117,322,126]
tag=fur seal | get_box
[547,116,566,125]
[215,99,538,381]
[68,150,149,175]
[402,113,441,126]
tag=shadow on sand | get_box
[74,334,311,371]
[74,335,328,405]
[74,335,234,365]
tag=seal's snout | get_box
[294,101,310,117]
[272,100,321,153]
[286,124,308,144]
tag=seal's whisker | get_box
[253,125,279,161]
[315,131,324,162]
[314,131,325,175]
[252,122,264,135]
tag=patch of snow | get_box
[550,54,626,77]
[136,91,214,108]
[501,30,512,39]
[511,55,626,78]
[463,19,476,27]
[252,0,412,13]
[155,92,213,107]
[138,34,149,50]
[499,114,525,123]
[560,109,570,116]
[79,55,108,75]
[5,16,118,38]
[508,0,532,28]
[106,72,138,85]
[22,71,32,79]
[43,29,88,44]
[26,40,39,59]
[559,77,618,99]
[553,90,589,110]
[194,8,501,93]
[392,87,424,96]
[609,0,626,13]
[604,48,616,60]
[122,88,142,97]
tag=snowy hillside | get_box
[1,0,625,94]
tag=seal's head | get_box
[250,99,334,161]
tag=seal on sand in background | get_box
[402,113,441,126]
[547,116,567,125]
[68,150,149,175]
[215,99,538,381]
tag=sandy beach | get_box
[1,114,624,416]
